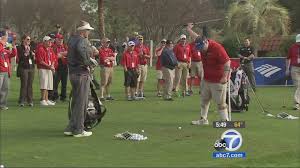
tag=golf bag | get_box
[227,67,250,112]
[68,82,107,130]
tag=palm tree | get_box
[225,0,290,47]
[98,0,105,38]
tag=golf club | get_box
[247,78,274,117]
[282,78,288,108]
[228,76,232,121]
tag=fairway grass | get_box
[1,67,299,168]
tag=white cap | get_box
[77,21,94,31]
[43,36,51,42]
[128,41,135,46]
[161,38,167,42]
[296,34,300,43]
[180,34,187,39]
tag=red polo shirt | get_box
[173,43,191,63]
[287,43,300,67]
[121,50,139,69]
[201,40,230,83]
[0,43,17,77]
[36,45,57,69]
[189,42,202,62]
[155,46,164,70]
[134,44,150,65]
[99,47,114,67]
[53,43,68,66]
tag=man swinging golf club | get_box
[186,23,231,125]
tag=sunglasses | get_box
[26,38,31,41]
[181,38,186,40]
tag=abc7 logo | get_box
[214,129,243,151]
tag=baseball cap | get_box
[43,36,51,42]
[296,34,300,43]
[180,34,186,39]
[195,36,207,50]
[161,38,167,42]
[166,40,173,45]
[0,30,7,37]
[77,21,94,31]
[138,35,143,40]
[55,33,63,39]
[55,24,61,28]
[128,41,135,46]
[101,37,110,43]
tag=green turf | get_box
[1,67,299,168]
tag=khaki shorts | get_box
[156,70,163,80]
[138,64,148,82]
[201,80,227,106]
[190,61,203,77]
[100,67,113,86]
[38,69,53,90]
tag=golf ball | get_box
[178,127,182,130]
[141,130,145,133]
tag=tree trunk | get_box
[98,0,105,38]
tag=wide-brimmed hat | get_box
[77,21,94,31]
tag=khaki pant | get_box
[162,67,175,98]
[100,67,113,86]
[138,64,148,82]
[0,72,9,108]
[190,61,203,78]
[156,70,163,80]
[291,66,300,104]
[200,80,228,120]
[174,62,189,92]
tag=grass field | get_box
[1,67,299,168]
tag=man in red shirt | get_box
[51,34,68,101]
[186,23,231,125]
[99,37,115,101]
[155,39,166,97]
[134,35,150,98]
[121,41,140,101]
[36,36,57,106]
[0,30,17,110]
[189,41,203,95]
[173,34,191,97]
[286,34,300,110]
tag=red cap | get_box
[55,34,63,39]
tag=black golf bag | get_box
[227,68,250,112]
[68,82,107,130]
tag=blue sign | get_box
[253,58,292,86]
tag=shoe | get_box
[28,103,34,107]
[157,92,162,97]
[185,92,191,96]
[47,100,55,106]
[73,131,92,137]
[106,96,114,101]
[164,98,174,101]
[188,90,193,95]
[127,96,133,101]
[40,100,48,106]
[0,106,8,110]
[100,97,106,101]
[174,91,181,98]
[294,104,300,110]
[64,131,73,136]
[19,103,25,107]
[191,118,209,125]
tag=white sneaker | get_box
[191,119,209,125]
[47,100,56,106]
[294,104,300,110]
[63,131,73,136]
[73,131,93,137]
[40,100,48,106]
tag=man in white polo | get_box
[35,36,56,106]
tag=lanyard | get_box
[47,48,51,63]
